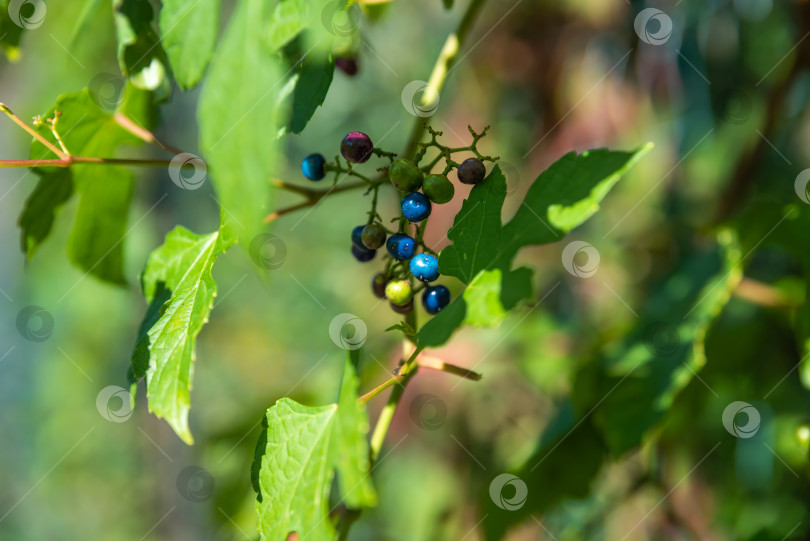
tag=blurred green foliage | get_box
[2,0,810,540]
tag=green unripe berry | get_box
[361,223,386,249]
[388,158,424,192]
[422,174,455,204]
[385,279,413,306]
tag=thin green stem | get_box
[0,103,67,159]
[369,345,422,462]
[0,156,183,168]
[403,0,488,159]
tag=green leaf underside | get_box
[159,0,220,89]
[285,55,335,135]
[21,89,145,283]
[420,146,650,347]
[198,0,283,244]
[253,356,376,540]
[113,0,167,76]
[129,226,229,444]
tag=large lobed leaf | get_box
[252,356,377,540]
[129,226,232,444]
[419,146,651,347]
[19,88,149,284]
[198,0,284,244]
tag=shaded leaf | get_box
[23,89,144,283]
[575,230,743,456]
[113,0,169,92]
[286,54,334,134]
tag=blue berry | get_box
[352,244,376,262]
[401,192,432,222]
[386,233,416,260]
[351,225,365,249]
[301,153,326,180]
[422,285,450,314]
[409,253,439,282]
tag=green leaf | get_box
[441,147,651,284]
[22,89,144,283]
[418,267,532,347]
[199,0,284,244]
[159,0,220,89]
[252,356,376,540]
[419,148,649,346]
[18,169,73,258]
[69,0,104,46]
[129,226,230,444]
[265,0,311,51]
[285,54,335,135]
[577,230,743,456]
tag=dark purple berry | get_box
[352,244,376,262]
[341,131,374,164]
[457,157,486,185]
[336,57,358,76]
[390,299,414,314]
[372,273,388,299]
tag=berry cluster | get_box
[300,126,497,318]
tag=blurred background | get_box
[2,0,810,539]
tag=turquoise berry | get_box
[301,153,326,181]
[386,233,416,260]
[401,192,432,222]
[410,253,439,282]
[422,285,450,314]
